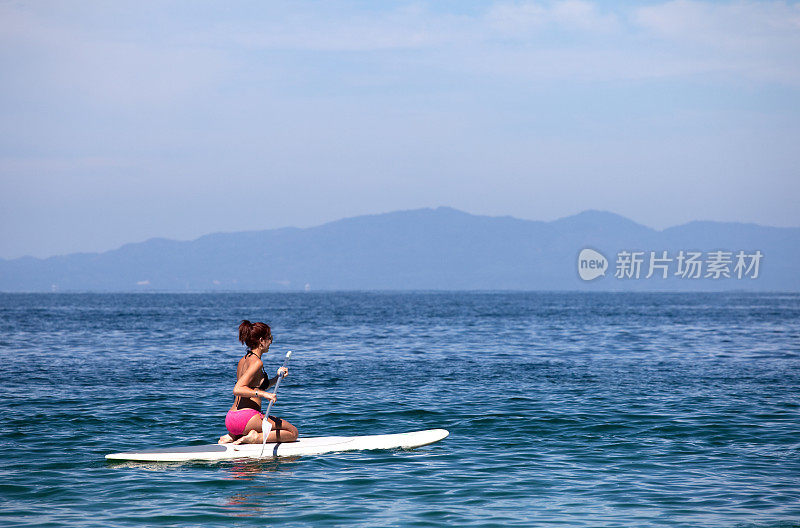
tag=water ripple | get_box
[0,292,798,527]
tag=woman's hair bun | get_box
[238,320,271,349]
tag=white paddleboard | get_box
[106,428,449,462]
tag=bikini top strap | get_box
[235,351,255,408]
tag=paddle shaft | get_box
[259,350,292,457]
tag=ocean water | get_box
[0,292,798,527]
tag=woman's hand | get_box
[260,391,277,404]
[277,366,288,378]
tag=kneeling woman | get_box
[219,320,299,445]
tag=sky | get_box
[1,0,799,259]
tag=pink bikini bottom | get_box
[225,408,264,436]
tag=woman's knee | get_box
[280,418,299,437]
[282,422,299,439]
[277,427,298,441]
[268,416,299,440]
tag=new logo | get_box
[578,248,608,281]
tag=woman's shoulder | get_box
[237,354,263,367]
[241,353,263,366]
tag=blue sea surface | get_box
[0,292,798,527]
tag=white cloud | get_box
[634,0,800,82]
[636,0,800,51]
[487,0,619,35]
[478,0,800,84]
[487,2,549,34]
[550,0,620,32]
[2,0,799,100]
[228,5,453,52]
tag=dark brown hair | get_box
[238,320,272,350]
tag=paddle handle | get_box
[259,350,291,457]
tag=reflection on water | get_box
[226,457,299,480]
[223,457,299,517]
[106,461,187,471]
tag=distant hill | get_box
[1,207,797,291]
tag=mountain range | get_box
[1,207,797,292]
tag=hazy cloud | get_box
[487,1,620,35]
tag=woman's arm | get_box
[262,366,289,390]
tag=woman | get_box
[218,320,299,445]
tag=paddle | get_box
[259,350,292,458]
